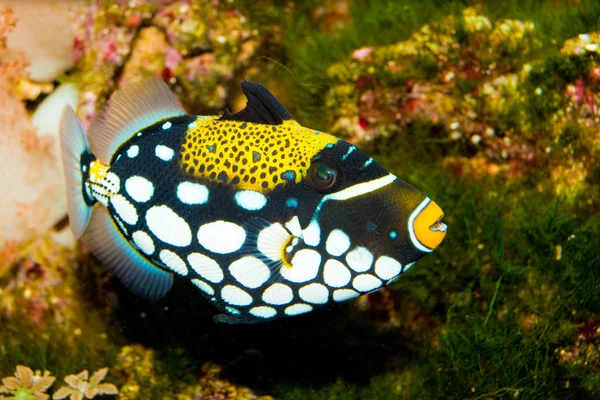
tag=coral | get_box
[0,365,55,400]
[0,7,68,270]
[71,0,272,126]
[52,368,117,400]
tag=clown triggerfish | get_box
[60,78,447,324]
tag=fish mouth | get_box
[411,199,447,251]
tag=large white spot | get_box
[374,256,402,280]
[187,253,223,283]
[146,205,192,247]
[221,285,253,306]
[191,278,214,296]
[155,145,174,161]
[325,229,351,256]
[345,247,374,272]
[302,220,321,246]
[299,283,329,304]
[229,256,270,289]
[332,288,360,302]
[284,216,302,237]
[132,231,154,255]
[284,304,313,316]
[111,194,138,225]
[323,259,351,288]
[105,172,120,193]
[197,221,246,254]
[262,283,294,305]
[352,274,382,292]
[125,176,154,203]
[177,181,209,205]
[281,249,321,283]
[127,145,139,158]
[234,190,267,211]
[159,249,188,276]
[257,223,290,261]
[249,306,277,319]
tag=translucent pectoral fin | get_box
[86,207,173,300]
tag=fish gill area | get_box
[0,0,600,399]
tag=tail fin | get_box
[60,106,93,238]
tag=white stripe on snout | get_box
[326,173,396,202]
[407,198,433,253]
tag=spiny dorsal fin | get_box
[219,80,294,125]
[88,78,187,164]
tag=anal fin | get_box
[86,207,173,300]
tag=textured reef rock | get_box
[326,8,600,199]
[72,0,272,126]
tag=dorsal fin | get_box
[219,80,294,125]
[87,78,187,164]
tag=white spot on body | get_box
[187,253,223,283]
[146,205,192,246]
[262,283,294,305]
[284,216,302,237]
[221,285,253,306]
[325,229,351,256]
[345,247,374,272]
[302,220,321,246]
[234,190,267,211]
[226,306,241,315]
[177,182,209,205]
[162,121,172,130]
[105,172,120,193]
[374,256,402,280]
[197,221,246,254]
[155,145,174,161]
[332,288,360,302]
[132,231,154,255]
[111,194,138,225]
[191,279,214,296]
[159,249,188,276]
[257,223,290,261]
[281,249,321,283]
[229,256,270,289]
[352,274,382,292]
[323,259,351,288]
[127,145,139,158]
[284,304,313,316]
[249,306,277,319]
[125,176,154,203]
[299,283,329,304]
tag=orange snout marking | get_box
[413,200,446,250]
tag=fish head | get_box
[288,139,446,285]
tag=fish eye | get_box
[308,160,340,192]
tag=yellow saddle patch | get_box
[180,117,337,192]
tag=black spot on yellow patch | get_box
[180,117,337,192]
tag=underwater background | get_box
[1,0,600,398]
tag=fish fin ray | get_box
[240,217,289,283]
[87,78,186,164]
[218,80,293,125]
[60,105,93,238]
[213,313,262,324]
[86,207,173,300]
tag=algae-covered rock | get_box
[72,0,273,124]
[325,7,600,200]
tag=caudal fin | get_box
[60,106,93,238]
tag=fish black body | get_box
[60,78,447,324]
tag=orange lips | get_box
[413,200,447,250]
